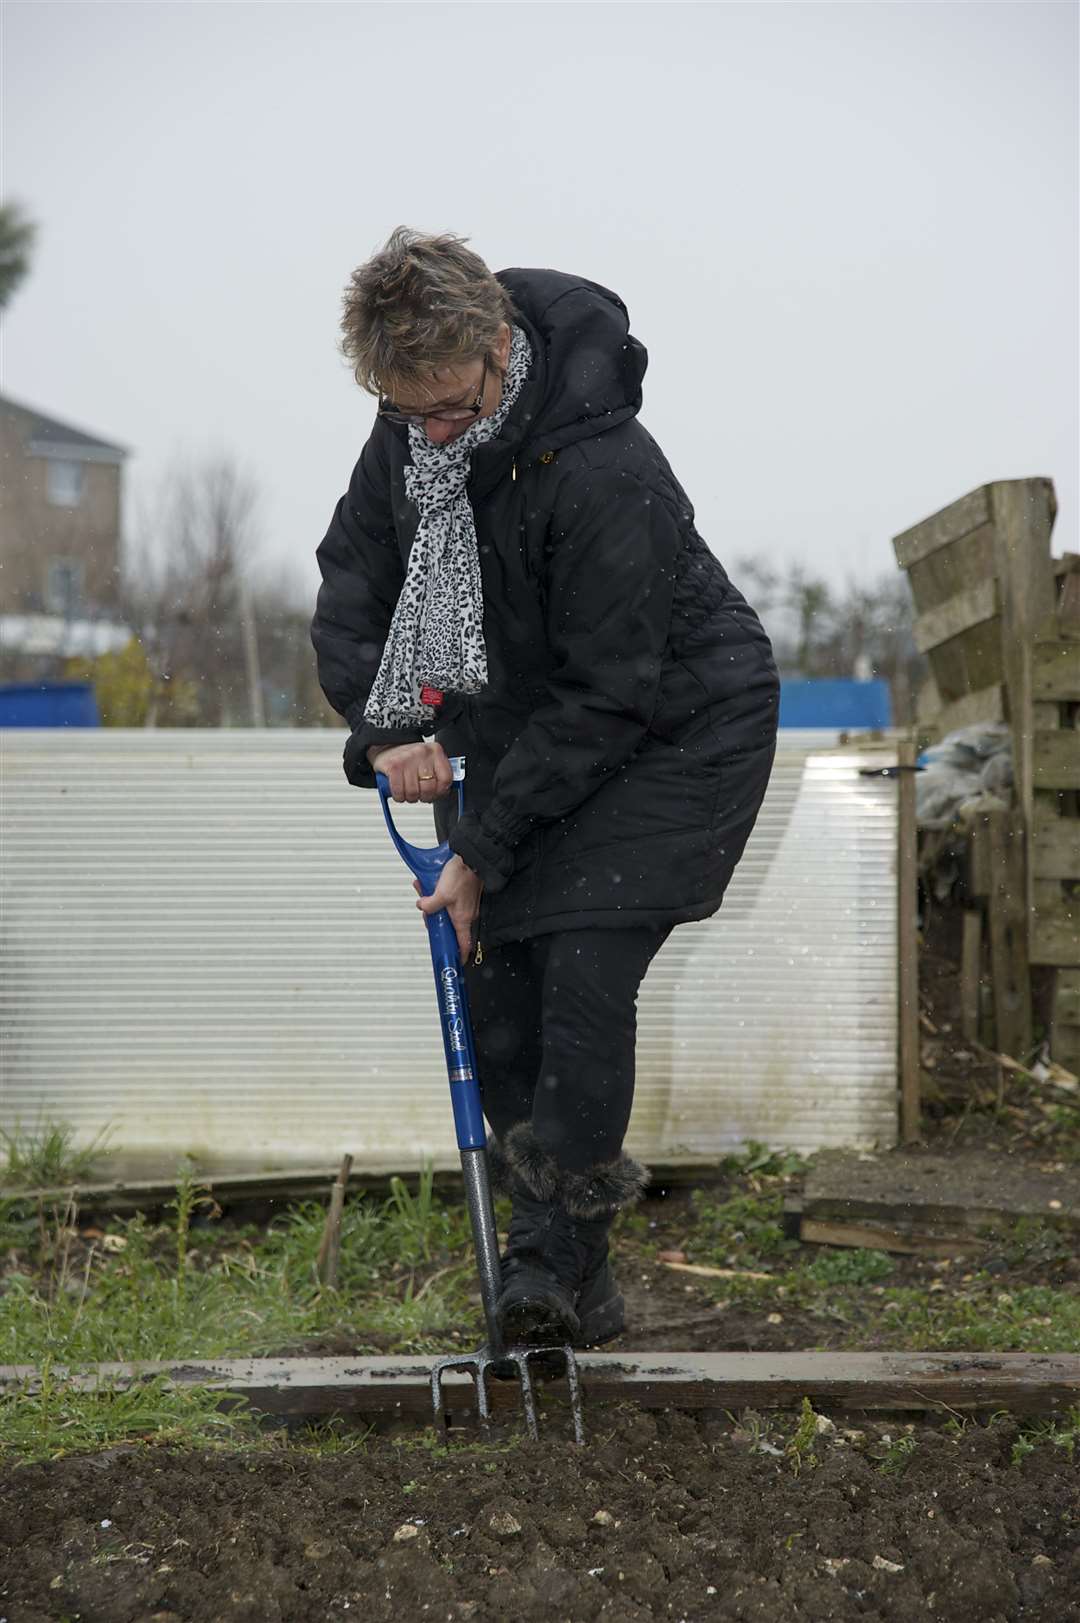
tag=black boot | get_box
[490,1125,648,1350]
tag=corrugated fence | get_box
[0,730,899,1171]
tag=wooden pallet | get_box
[894,484,1079,1067]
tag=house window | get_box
[47,459,84,507]
[46,558,85,618]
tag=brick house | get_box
[1,393,129,615]
[0,394,130,676]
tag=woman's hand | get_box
[367,741,453,804]
[414,855,483,962]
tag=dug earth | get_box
[1,1404,1077,1622]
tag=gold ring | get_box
[418,772,435,780]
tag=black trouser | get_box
[463,926,671,1175]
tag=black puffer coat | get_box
[311,267,780,949]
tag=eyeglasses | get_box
[377,355,489,426]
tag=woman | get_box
[311,228,779,1350]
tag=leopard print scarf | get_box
[363,324,534,730]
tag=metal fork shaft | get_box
[460,1145,504,1357]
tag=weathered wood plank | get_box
[1051,1023,1080,1074]
[905,523,997,615]
[893,485,991,571]
[915,672,942,728]
[800,1216,980,1257]
[1032,638,1080,701]
[802,1148,1080,1232]
[913,579,998,655]
[986,809,1032,1059]
[1,1352,1077,1417]
[1052,968,1080,1028]
[1032,880,1080,967]
[1059,569,1080,630]
[1050,967,1080,1070]
[933,683,1006,737]
[1034,730,1080,791]
[1033,796,1080,880]
[925,620,1005,704]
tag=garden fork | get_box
[375,757,585,1445]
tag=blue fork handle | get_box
[375,760,486,1151]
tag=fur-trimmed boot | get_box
[490,1124,648,1349]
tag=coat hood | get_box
[449,267,647,500]
[497,266,648,452]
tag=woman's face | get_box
[394,322,512,446]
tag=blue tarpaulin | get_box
[779,679,891,730]
[0,682,101,728]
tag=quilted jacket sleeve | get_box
[310,426,426,788]
[449,466,680,890]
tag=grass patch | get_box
[0,1120,114,1189]
[0,1368,261,1463]
[0,1162,484,1461]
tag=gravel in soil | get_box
[2,1407,1078,1623]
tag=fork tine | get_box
[430,1345,585,1444]
[431,1363,449,1440]
[475,1355,492,1428]
[513,1352,540,1441]
[562,1347,586,1445]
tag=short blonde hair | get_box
[341,226,517,399]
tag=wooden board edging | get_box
[1,1352,1077,1417]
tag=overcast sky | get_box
[3,1,1076,607]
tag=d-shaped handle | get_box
[375,756,466,897]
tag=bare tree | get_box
[122,453,339,727]
[124,454,262,726]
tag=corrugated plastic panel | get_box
[0,730,898,1172]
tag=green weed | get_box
[786,1397,819,1475]
[802,1248,895,1287]
[995,1217,1074,1271]
[688,1188,797,1268]
[721,1142,807,1180]
[289,1417,373,1456]
[0,1120,114,1189]
[875,1432,918,1474]
[1011,1405,1080,1465]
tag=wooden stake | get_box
[316,1154,353,1289]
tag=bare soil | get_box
[3,1406,1078,1623]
